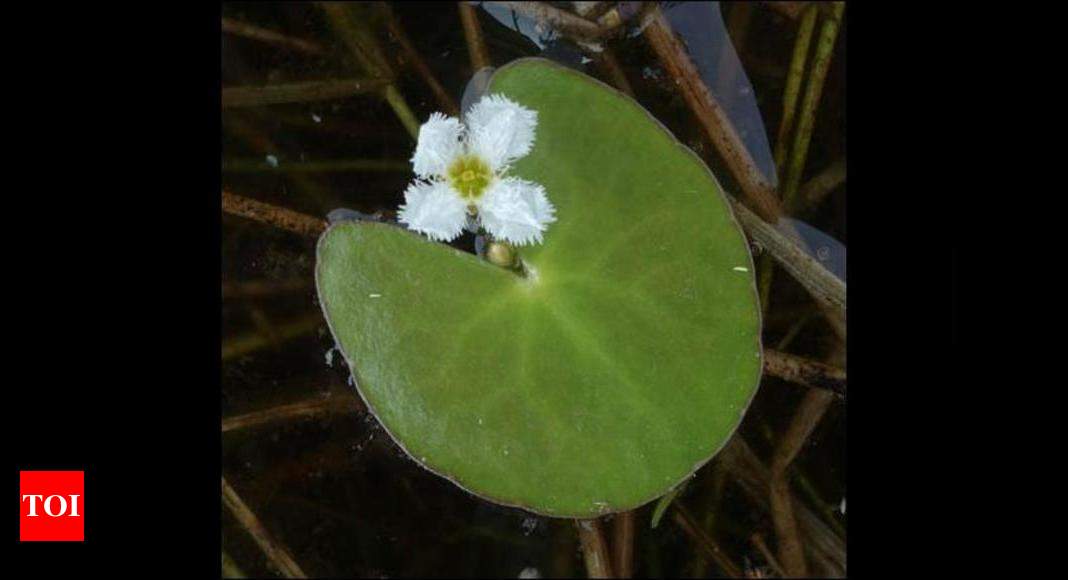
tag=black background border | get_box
[9,2,960,575]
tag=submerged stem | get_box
[222,191,326,238]
[643,6,782,222]
[782,2,845,211]
[320,1,420,139]
[611,510,635,578]
[575,518,614,578]
[378,1,459,116]
[221,17,328,56]
[761,3,819,314]
[222,477,307,578]
[458,2,491,71]
[731,197,846,315]
[222,78,390,108]
[773,4,819,173]
[671,504,743,578]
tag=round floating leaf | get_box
[316,58,762,517]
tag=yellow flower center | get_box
[447,155,492,201]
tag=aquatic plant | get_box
[222,2,847,577]
[316,57,763,519]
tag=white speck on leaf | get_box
[369,293,382,298]
[733,266,749,272]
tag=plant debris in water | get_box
[222,2,846,576]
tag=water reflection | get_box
[477,1,778,187]
[658,2,777,187]
[778,217,846,282]
[479,2,590,69]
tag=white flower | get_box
[398,95,556,246]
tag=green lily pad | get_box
[316,58,762,518]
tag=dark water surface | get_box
[222,2,846,577]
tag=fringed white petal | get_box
[464,94,537,171]
[411,113,464,179]
[397,180,468,242]
[477,177,556,246]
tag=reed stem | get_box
[575,518,614,578]
[782,2,845,212]
[222,17,328,56]
[458,2,492,71]
[222,313,323,361]
[799,156,847,209]
[320,2,421,139]
[611,510,635,578]
[222,550,246,578]
[222,191,326,238]
[671,504,743,578]
[759,3,820,314]
[496,2,609,41]
[222,477,308,578]
[643,6,782,222]
[223,393,361,432]
[222,78,389,108]
[378,2,459,116]
[773,4,819,172]
[730,197,846,315]
[764,348,846,397]
[720,437,846,575]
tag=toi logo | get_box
[19,471,84,542]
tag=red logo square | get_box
[19,471,84,542]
